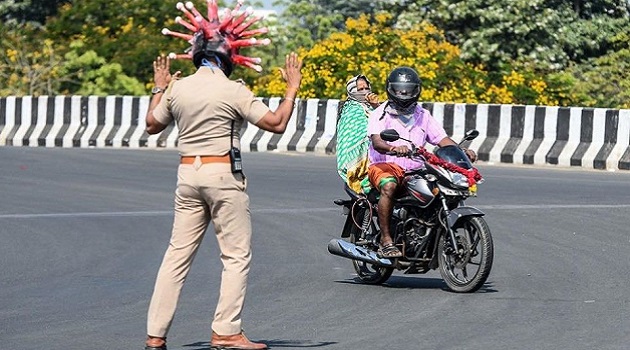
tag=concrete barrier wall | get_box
[1,95,630,170]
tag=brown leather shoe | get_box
[145,336,167,350]
[210,331,267,350]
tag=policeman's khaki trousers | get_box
[147,161,251,337]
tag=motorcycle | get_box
[328,129,493,293]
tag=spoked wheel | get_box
[348,209,393,285]
[438,216,493,293]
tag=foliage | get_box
[0,23,63,96]
[253,14,561,106]
[1,0,628,108]
[396,0,630,71]
[549,10,630,109]
[42,0,276,90]
[557,0,630,18]
[0,0,69,24]
[44,0,189,87]
[558,49,630,108]
[57,41,146,96]
[0,23,144,96]
[271,0,343,53]
[268,0,396,68]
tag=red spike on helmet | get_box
[161,0,271,77]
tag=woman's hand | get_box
[366,92,380,107]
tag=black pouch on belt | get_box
[229,120,243,173]
[229,147,243,173]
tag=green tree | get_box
[0,0,69,24]
[57,41,146,96]
[0,23,145,96]
[0,23,62,96]
[550,0,630,18]
[254,14,561,107]
[272,1,342,52]
[45,0,187,86]
[562,15,630,63]
[396,0,630,71]
[559,49,630,108]
[274,0,384,36]
[44,0,273,91]
[251,0,378,87]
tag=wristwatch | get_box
[151,86,165,95]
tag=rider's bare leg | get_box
[378,181,397,246]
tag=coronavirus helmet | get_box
[386,67,421,110]
[161,1,271,77]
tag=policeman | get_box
[142,30,303,350]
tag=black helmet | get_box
[386,67,421,109]
[191,31,234,77]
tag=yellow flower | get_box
[530,79,547,94]
[503,71,525,86]
[253,14,552,106]
[121,17,134,34]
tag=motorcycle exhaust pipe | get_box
[327,238,394,267]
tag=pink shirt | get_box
[367,104,447,170]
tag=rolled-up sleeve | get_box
[424,111,448,145]
[234,86,270,125]
[152,88,174,126]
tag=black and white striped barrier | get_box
[1,96,629,170]
[421,103,630,171]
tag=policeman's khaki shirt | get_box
[153,66,270,156]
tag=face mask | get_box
[349,90,369,102]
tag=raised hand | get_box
[366,92,380,107]
[279,52,302,90]
[153,55,181,89]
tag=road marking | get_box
[0,211,172,219]
[1,204,630,219]
[478,204,630,210]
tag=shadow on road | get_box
[335,276,498,293]
[184,339,338,349]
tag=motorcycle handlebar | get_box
[386,150,420,158]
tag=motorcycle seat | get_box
[343,183,379,204]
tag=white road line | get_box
[1,204,630,219]
[478,204,630,210]
[0,211,172,219]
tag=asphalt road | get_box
[1,147,629,350]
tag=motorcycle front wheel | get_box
[348,209,393,285]
[438,216,493,293]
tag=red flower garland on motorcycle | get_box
[415,147,483,192]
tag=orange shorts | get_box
[368,163,406,190]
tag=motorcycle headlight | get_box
[449,171,469,188]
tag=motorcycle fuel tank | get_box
[404,175,436,208]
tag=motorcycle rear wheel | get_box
[348,210,393,284]
[438,216,493,293]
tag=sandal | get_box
[378,243,402,258]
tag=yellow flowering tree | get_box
[254,14,566,106]
[0,24,62,96]
[0,23,145,97]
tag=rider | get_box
[367,66,477,258]
[336,74,380,194]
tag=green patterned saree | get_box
[336,100,373,194]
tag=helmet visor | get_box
[388,82,420,100]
